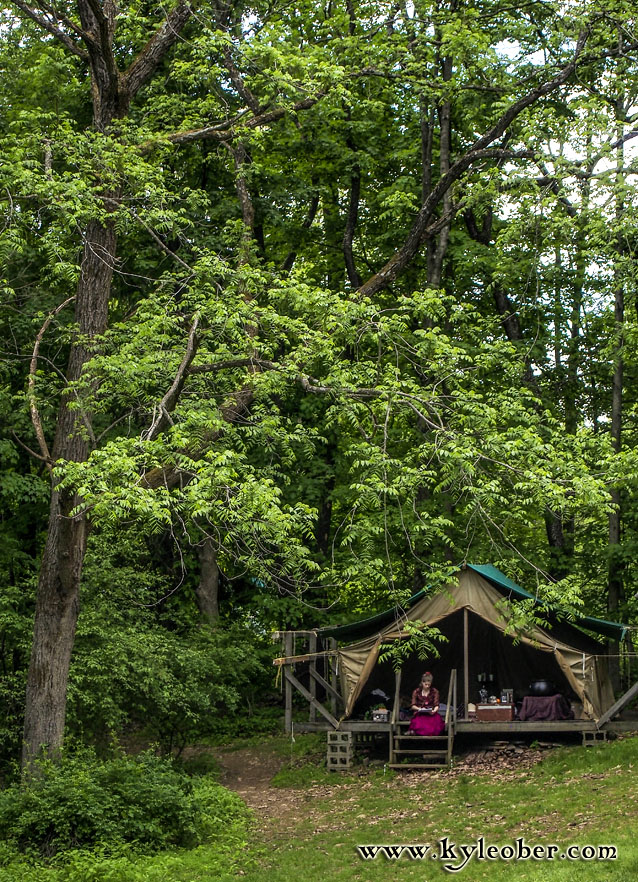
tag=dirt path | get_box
[215,739,552,830]
[217,745,311,824]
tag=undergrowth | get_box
[4,734,638,882]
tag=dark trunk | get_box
[282,191,319,273]
[492,284,525,345]
[22,220,116,766]
[323,187,344,289]
[343,161,362,288]
[20,0,192,770]
[427,53,452,288]
[544,508,574,582]
[22,489,85,765]
[608,100,625,691]
[195,538,220,624]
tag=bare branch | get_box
[160,93,325,148]
[423,199,467,238]
[222,47,261,114]
[36,0,89,41]
[143,314,201,442]
[140,384,255,491]
[282,192,319,273]
[28,295,76,470]
[143,354,446,491]
[125,0,192,98]
[610,129,638,151]
[190,358,441,426]
[357,25,594,298]
[144,61,404,154]
[10,429,52,465]
[535,162,578,217]
[127,207,194,272]
[10,0,89,60]
[189,357,280,375]
[223,142,255,238]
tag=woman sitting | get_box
[408,671,445,736]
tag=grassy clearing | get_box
[3,734,638,881]
[240,734,638,882]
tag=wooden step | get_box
[388,763,449,769]
[389,722,454,770]
[393,748,448,755]
[394,734,447,741]
[396,731,447,736]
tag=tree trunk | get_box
[195,538,220,624]
[343,160,362,288]
[22,220,116,766]
[544,508,574,582]
[608,292,624,689]
[608,95,626,691]
[427,54,452,288]
[18,0,193,770]
[22,489,85,766]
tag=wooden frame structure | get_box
[274,630,638,756]
[274,631,342,732]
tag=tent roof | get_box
[317,563,627,642]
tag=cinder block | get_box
[327,731,353,771]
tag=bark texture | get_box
[195,538,220,624]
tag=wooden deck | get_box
[292,718,638,735]
[273,630,638,753]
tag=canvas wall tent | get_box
[316,565,625,722]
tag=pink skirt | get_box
[408,711,445,736]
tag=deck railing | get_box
[445,669,457,765]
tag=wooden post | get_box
[463,608,469,720]
[453,667,458,731]
[309,667,341,706]
[596,677,638,729]
[392,668,402,724]
[390,668,402,764]
[284,668,339,728]
[328,637,338,716]
[284,631,293,734]
[308,633,317,723]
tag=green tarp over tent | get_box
[317,563,627,643]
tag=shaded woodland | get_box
[1,0,638,776]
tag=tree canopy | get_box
[1,0,638,765]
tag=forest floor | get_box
[217,742,299,822]
[7,734,638,882]
[210,732,638,882]
[215,738,359,837]
[215,735,548,821]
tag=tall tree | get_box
[13,0,194,767]
[2,0,637,769]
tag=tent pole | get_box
[391,667,402,765]
[328,637,338,716]
[284,631,293,733]
[308,633,317,723]
[463,608,469,719]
